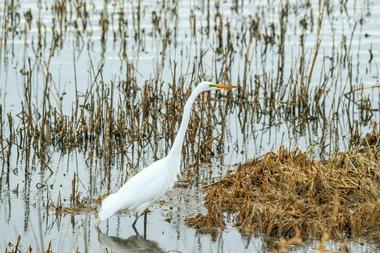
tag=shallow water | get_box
[0,0,379,252]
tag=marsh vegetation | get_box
[0,0,379,252]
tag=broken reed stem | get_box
[306,0,324,85]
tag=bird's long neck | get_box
[168,88,203,158]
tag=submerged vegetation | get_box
[0,0,379,252]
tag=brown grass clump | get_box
[186,144,380,243]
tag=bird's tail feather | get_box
[98,193,119,221]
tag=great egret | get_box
[98,81,239,226]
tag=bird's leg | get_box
[143,211,147,239]
[132,208,151,236]
[132,224,139,236]
[132,209,150,227]
[132,214,140,236]
[132,214,140,229]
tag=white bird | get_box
[98,81,239,227]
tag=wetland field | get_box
[0,0,380,252]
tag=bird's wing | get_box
[115,159,170,211]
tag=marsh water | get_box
[0,0,380,252]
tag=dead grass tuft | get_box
[186,141,380,243]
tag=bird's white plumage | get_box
[99,158,175,220]
[98,81,238,222]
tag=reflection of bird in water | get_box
[96,227,165,253]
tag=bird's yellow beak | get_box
[215,83,240,89]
